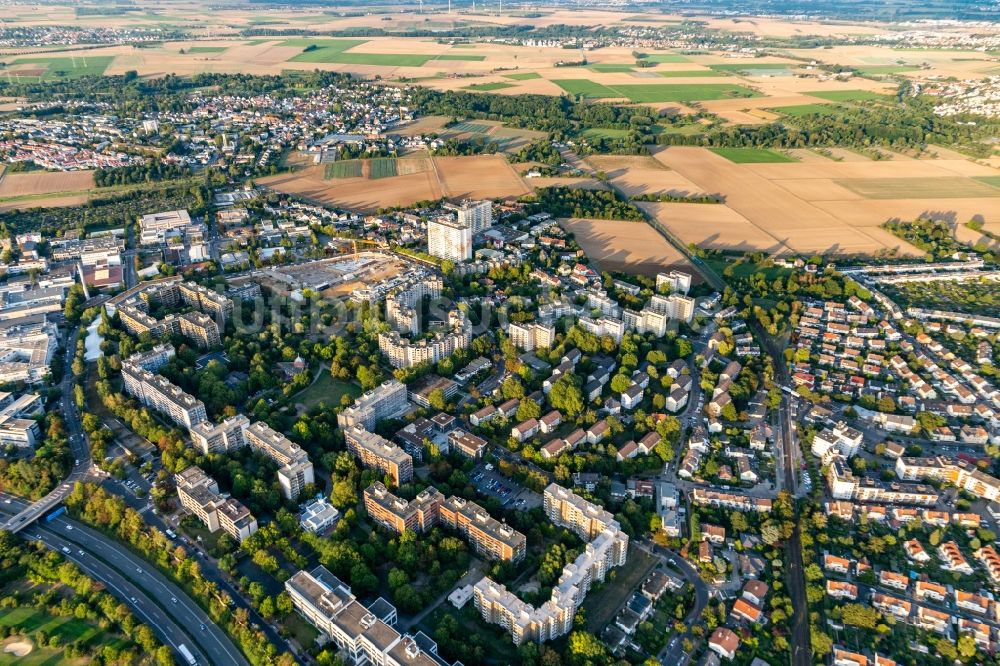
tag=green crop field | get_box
[710,148,798,163]
[836,177,1000,199]
[770,104,842,117]
[610,83,760,102]
[325,160,363,179]
[554,80,757,102]
[7,56,114,80]
[710,63,793,72]
[504,71,541,80]
[464,82,514,91]
[369,158,398,180]
[975,176,1000,190]
[287,40,483,66]
[449,122,493,134]
[186,46,227,53]
[806,89,888,102]
[657,69,727,77]
[641,53,688,63]
[588,64,635,73]
[582,127,633,139]
[856,65,920,75]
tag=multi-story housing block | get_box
[244,421,315,500]
[440,496,526,562]
[189,414,250,455]
[344,426,414,485]
[337,380,409,431]
[363,482,444,534]
[178,311,221,348]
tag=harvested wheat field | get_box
[260,155,530,212]
[650,147,934,256]
[527,176,609,190]
[0,169,94,196]
[434,155,531,200]
[259,165,441,212]
[638,202,792,254]
[559,217,695,277]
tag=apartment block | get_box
[655,270,692,295]
[647,293,695,323]
[344,426,414,486]
[446,200,492,234]
[363,482,444,534]
[178,311,221,348]
[0,318,60,384]
[189,414,250,454]
[508,322,556,352]
[175,466,257,541]
[378,311,470,369]
[896,456,1000,501]
[178,282,234,323]
[244,421,315,500]
[121,361,207,429]
[286,566,457,666]
[440,496,526,562]
[427,217,472,262]
[474,484,628,645]
[337,380,409,431]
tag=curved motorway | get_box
[0,496,247,666]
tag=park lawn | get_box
[186,46,227,53]
[0,606,109,665]
[589,64,635,73]
[836,177,1000,199]
[281,610,320,648]
[503,71,541,80]
[609,83,760,102]
[642,53,688,63]
[294,370,361,410]
[856,65,920,75]
[464,82,515,91]
[806,89,888,102]
[552,79,619,99]
[770,103,842,117]
[703,256,794,281]
[710,147,798,163]
[9,56,114,80]
[657,69,727,77]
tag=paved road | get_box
[0,496,248,666]
[646,542,710,666]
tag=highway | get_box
[0,495,247,666]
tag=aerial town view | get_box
[0,0,998,665]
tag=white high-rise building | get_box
[428,217,472,262]
[447,200,492,234]
[656,270,692,295]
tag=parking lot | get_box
[471,464,542,509]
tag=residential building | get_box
[121,360,207,429]
[364,482,444,534]
[428,216,472,262]
[189,415,250,455]
[508,322,556,351]
[440,496,526,562]
[178,311,221,348]
[0,391,43,448]
[446,200,492,234]
[337,380,409,431]
[244,421,315,500]
[175,466,257,541]
[344,426,414,486]
[300,498,340,533]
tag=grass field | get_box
[771,104,842,117]
[464,82,514,91]
[369,157,399,180]
[582,127,634,139]
[448,121,493,134]
[293,370,361,410]
[582,546,658,631]
[325,160,363,179]
[856,65,920,75]
[589,64,635,73]
[504,71,541,80]
[657,69,727,77]
[0,606,111,665]
[186,46,227,53]
[641,53,688,63]
[806,89,888,102]
[553,80,759,102]
[709,147,798,163]
[7,56,113,80]
[975,176,1000,190]
[835,177,1000,199]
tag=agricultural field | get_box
[260,154,528,213]
[643,146,1000,256]
[463,82,515,91]
[709,148,797,163]
[185,46,227,53]
[657,70,728,78]
[806,89,888,102]
[552,80,759,102]
[558,217,695,276]
[325,160,363,179]
[4,55,113,80]
[769,104,844,118]
[834,177,1000,199]
[503,72,541,80]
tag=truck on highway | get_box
[177,644,197,666]
[44,506,66,523]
